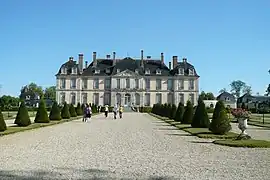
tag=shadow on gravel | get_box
[189,141,213,144]
[156,128,179,130]
[154,124,173,127]
[166,133,193,136]
[0,168,174,180]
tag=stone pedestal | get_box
[237,118,251,140]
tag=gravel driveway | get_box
[0,113,269,180]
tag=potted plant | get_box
[231,108,251,139]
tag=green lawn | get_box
[213,139,270,148]
[2,111,48,120]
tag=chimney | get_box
[172,56,178,68]
[106,54,111,59]
[161,53,164,64]
[140,50,144,67]
[93,52,97,66]
[78,54,83,72]
[183,58,187,63]
[69,57,73,62]
[113,52,116,66]
[147,56,151,59]
[169,62,171,69]
[85,61,88,68]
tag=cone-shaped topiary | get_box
[49,101,62,121]
[76,103,83,116]
[169,104,177,119]
[192,98,210,128]
[209,100,232,135]
[14,101,31,127]
[0,109,7,132]
[174,102,184,122]
[182,101,194,124]
[35,99,50,123]
[81,103,85,113]
[61,102,70,119]
[69,104,77,117]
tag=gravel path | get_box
[0,113,270,180]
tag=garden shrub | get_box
[35,99,50,123]
[182,101,194,124]
[76,103,83,116]
[174,102,184,122]
[0,109,7,131]
[169,104,177,119]
[14,101,31,127]
[49,101,62,121]
[192,98,210,128]
[69,104,77,117]
[61,102,70,119]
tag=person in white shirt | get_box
[113,103,119,119]
[104,105,109,118]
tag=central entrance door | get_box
[124,93,131,107]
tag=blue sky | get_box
[0,0,269,97]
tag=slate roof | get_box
[216,92,236,103]
[238,93,270,103]
[56,57,199,77]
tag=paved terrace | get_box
[0,113,269,179]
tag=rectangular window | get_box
[178,68,184,75]
[156,79,161,90]
[156,93,162,104]
[71,94,76,105]
[126,78,130,88]
[82,93,87,104]
[167,79,173,90]
[178,80,184,90]
[105,78,111,89]
[135,93,140,105]
[117,78,120,89]
[82,79,87,89]
[104,93,110,105]
[72,67,77,74]
[144,93,150,106]
[189,80,194,90]
[167,93,173,104]
[179,93,184,104]
[135,79,139,89]
[93,78,99,89]
[189,94,194,104]
[189,69,194,75]
[93,93,99,105]
[70,78,76,89]
[145,78,150,90]
[60,79,66,89]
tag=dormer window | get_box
[106,69,110,73]
[61,67,67,74]
[135,69,139,74]
[72,67,77,74]
[117,69,120,73]
[94,69,100,74]
[156,69,161,75]
[189,69,194,75]
[178,68,184,75]
[145,69,150,75]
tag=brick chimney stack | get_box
[106,54,111,59]
[172,56,178,69]
[140,50,144,68]
[78,54,83,72]
[113,52,116,66]
[93,52,97,67]
[85,61,88,69]
[169,62,171,69]
[161,53,164,64]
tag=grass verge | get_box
[213,139,270,148]
[149,113,238,139]
[0,114,98,137]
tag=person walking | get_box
[82,103,87,122]
[113,103,119,119]
[104,105,109,118]
[85,104,92,122]
[119,105,123,118]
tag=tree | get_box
[49,101,61,121]
[61,102,70,119]
[242,85,252,95]
[266,84,270,96]
[20,83,44,99]
[219,88,227,94]
[14,101,31,127]
[182,101,194,124]
[199,91,215,100]
[69,104,77,117]
[0,95,20,109]
[192,98,210,128]
[44,86,56,101]
[174,102,184,122]
[169,104,177,119]
[0,109,7,132]
[209,101,231,135]
[76,103,83,115]
[230,80,247,98]
[34,99,50,123]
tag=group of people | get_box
[82,103,124,122]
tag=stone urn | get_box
[237,118,251,140]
